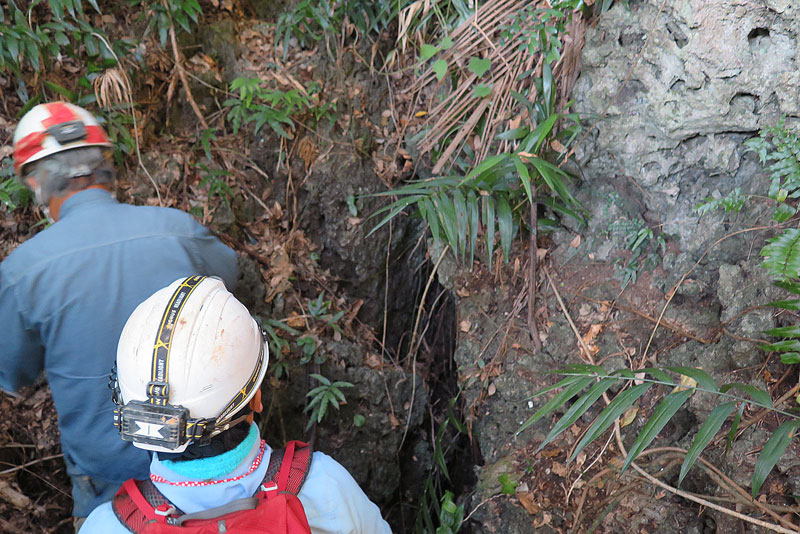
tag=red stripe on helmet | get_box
[41,102,80,128]
[13,125,111,175]
[13,131,47,174]
[84,124,111,146]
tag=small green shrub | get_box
[275,0,400,59]
[224,77,313,139]
[304,373,353,430]
[129,0,202,46]
[0,157,32,211]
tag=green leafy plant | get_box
[304,373,354,430]
[258,317,299,380]
[130,0,202,47]
[609,219,665,288]
[497,473,519,495]
[433,491,464,534]
[0,0,120,99]
[275,0,400,59]
[372,2,586,270]
[734,121,800,365]
[0,157,31,211]
[694,187,747,217]
[97,107,137,167]
[369,109,583,268]
[746,118,800,207]
[196,165,233,210]
[307,292,345,332]
[500,0,585,64]
[523,365,798,497]
[415,395,468,534]
[224,77,313,139]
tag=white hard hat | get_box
[12,102,113,176]
[114,276,268,453]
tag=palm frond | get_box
[526,367,800,497]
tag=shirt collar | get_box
[149,424,265,483]
[58,189,117,219]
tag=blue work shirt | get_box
[81,426,393,534]
[0,189,238,487]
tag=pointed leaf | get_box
[513,156,532,204]
[367,195,426,237]
[420,44,438,60]
[432,59,448,81]
[530,158,575,206]
[468,57,491,77]
[752,420,800,497]
[435,193,459,253]
[497,126,530,141]
[467,191,479,265]
[666,367,718,392]
[497,196,512,263]
[422,197,441,244]
[482,195,495,269]
[719,383,772,408]
[518,114,558,154]
[570,384,652,461]
[310,373,331,385]
[773,280,800,295]
[539,378,617,450]
[466,154,506,182]
[762,339,800,351]
[640,367,675,385]
[623,390,692,472]
[452,189,467,259]
[768,299,800,311]
[780,352,800,364]
[726,403,745,451]
[679,402,737,485]
[517,375,594,434]
[764,326,800,338]
[529,373,592,399]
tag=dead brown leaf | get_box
[364,352,384,370]
[286,312,305,329]
[515,491,540,515]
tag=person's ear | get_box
[24,175,39,189]
[249,388,263,414]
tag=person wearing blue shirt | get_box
[0,102,238,529]
[80,276,392,534]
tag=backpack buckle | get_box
[260,481,278,492]
[155,503,177,517]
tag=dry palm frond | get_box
[93,67,130,108]
[397,0,478,58]
[411,0,586,173]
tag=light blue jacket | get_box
[81,431,393,534]
[0,189,238,488]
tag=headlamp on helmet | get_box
[111,276,269,453]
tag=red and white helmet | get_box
[12,102,112,177]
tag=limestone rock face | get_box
[460,3,800,531]
[573,0,799,252]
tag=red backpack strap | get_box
[112,479,183,532]
[262,440,312,497]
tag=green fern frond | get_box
[760,228,800,280]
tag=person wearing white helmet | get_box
[0,102,238,529]
[80,276,393,534]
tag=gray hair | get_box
[23,147,115,206]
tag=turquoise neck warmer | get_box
[161,423,260,480]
